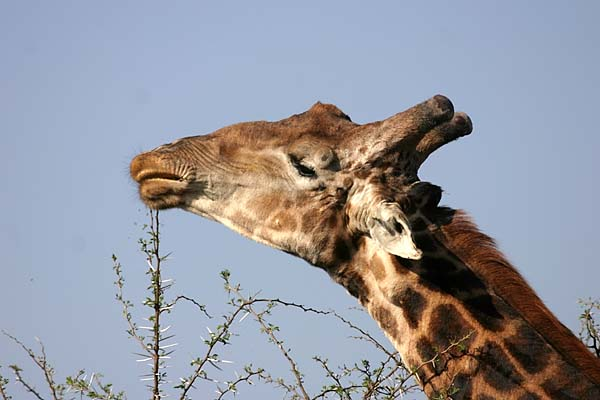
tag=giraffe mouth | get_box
[136,174,190,209]
[131,153,193,209]
[136,170,184,182]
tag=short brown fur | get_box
[436,209,600,385]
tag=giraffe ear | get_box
[367,202,423,260]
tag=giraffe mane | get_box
[434,208,600,385]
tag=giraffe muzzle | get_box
[130,152,193,209]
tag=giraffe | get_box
[130,95,600,399]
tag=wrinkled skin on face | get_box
[130,96,472,269]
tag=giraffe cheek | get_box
[271,212,297,232]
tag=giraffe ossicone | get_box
[131,95,600,399]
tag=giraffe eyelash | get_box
[289,155,317,178]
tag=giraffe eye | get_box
[289,155,317,178]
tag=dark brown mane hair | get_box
[435,208,600,385]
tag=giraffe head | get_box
[130,95,472,268]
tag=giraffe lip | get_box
[136,170,184,183]
[136,174,190,210]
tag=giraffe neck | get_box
[332,208,600,399]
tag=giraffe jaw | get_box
[182,199,301,257]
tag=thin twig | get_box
[214,368,265,400]
[360,353,404,399]
[178,299,253,399]
[579,299,600,358]
[113,256,149,355]
[402,332,474,388]
[2,332,59,400]
[229,291,310,400]
[166,295,212,319]
[252,299,400,362]
[9,366,45,400]
[0,367,12,400]
[311,357,357,400]
[38,341,59,400]
[0,385,8,400]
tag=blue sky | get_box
[1,2,599,399]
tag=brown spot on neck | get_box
[371,305,400,342]
[390,287,426,329]
[479,341,524,392]
[370,255,387,281]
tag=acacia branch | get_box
[311,357,360,400]
[112,255,149,356]
[247,298,400,363]
[149,210,163,400]
[579,299,600,358]
[401,332,474,390]
[214,366,265,400]
[228,289,310,399]
[38,342,59,400]
[2,332,60,400]
[0,367,10,400]
[165,295,211,319]
[177,296,255,399]
[8,365,45,400]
